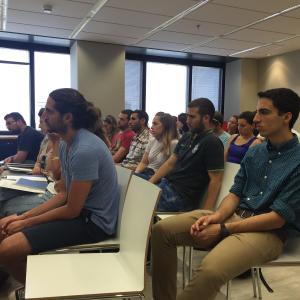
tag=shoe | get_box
[15,287,25,300]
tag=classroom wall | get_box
[70,40,125,117]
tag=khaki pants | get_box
[152,210,284,300]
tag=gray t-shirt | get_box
[60,128,119,235]
[146,137,178,171]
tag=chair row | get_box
[25,171,162,299]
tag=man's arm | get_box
[4,151,28,163]
[226,211,286,233]
[149,154,177,184]
[4,180,92,235]
[201,170,223,210]
[135,152,149,173]
[113,146,128,163]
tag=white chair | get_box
[251,237,300,299]
[157,162,240,291]
[53,165,132,253]
[25,175,162,300]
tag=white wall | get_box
[224,59,258,119]
[258,49,300,132]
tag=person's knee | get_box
[0,238,16,265]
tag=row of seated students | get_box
[0,87,300,300]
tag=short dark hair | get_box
[132,109,149,127]
[38,108,45,117]
[238,111,255,125]
[258,88,300,129]
[4,112,26,124]
[188,98,215,121]
[121,109,132,120]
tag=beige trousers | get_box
[152,210,284,300]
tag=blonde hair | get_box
[155,112,178,156]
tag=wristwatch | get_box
[220,223,230,239]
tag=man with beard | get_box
[111,109,135,163]
[3,112,44,163]
[152,88,300,300]
[149,98,224,212]
[0,88,119,289]
[121,110,150,170]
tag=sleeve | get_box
[18,130,33,152]
[269,167,300,223]
[145,137,154,154]
[170,139,178,154]
[229,162,246,197]
[71,146,99,181]
[120,131,134,151]
[173,134,187,156]
[204,136,224,171]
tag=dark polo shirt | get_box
[167,130,224,207]
[18,126,44,162]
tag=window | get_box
[146,62,188,123]
[0,44,70,131]
[125,60,142,110]
[192,66,221,110]
[0,48,30,130]
[34,51,70,123]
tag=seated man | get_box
[0,88,119,286]
[3,112,44,163]
[152,88,300,300]
[111,109,135,163]
[0,109,61,218]
[121,110,150,170]
[149,98,224,212]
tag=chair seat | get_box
[25,253,144,300]
[57,237,120,253]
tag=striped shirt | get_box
[230,134,300,237]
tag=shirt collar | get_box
[266,134,299,152]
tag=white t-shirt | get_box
[146,137,178,171]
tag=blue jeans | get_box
[156,178,194,212]
[0,188,52,217]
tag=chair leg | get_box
[255,267,263,299]
[182,246,186,289]
[251,268,257,298]
[188,246,193,282]
[226,280,232,300]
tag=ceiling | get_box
[3,0,300,58]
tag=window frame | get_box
[125,52,225,114]
[0,40,70,133]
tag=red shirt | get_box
[110,129,135,154]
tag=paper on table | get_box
[6,175,47,182]
[0,179,45,193]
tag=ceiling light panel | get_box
[206,38,263,50]
[7,9,80,31]
[212,0,300,14]
[105,0,201,17]
[227,28,293,44]
[186,3,268,26]
[8,0,94,19]
[166,18,235,36]
[84,21,149,38]
[150,30,210,45]
[252,15,300,35]
[93,7,170,29]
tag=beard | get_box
[10,128,21,135]
[46,122,67,135]
[190,121,205,134]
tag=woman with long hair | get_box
[103,115,119,147]
[225,111,261,164]
[135,112,178,179]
